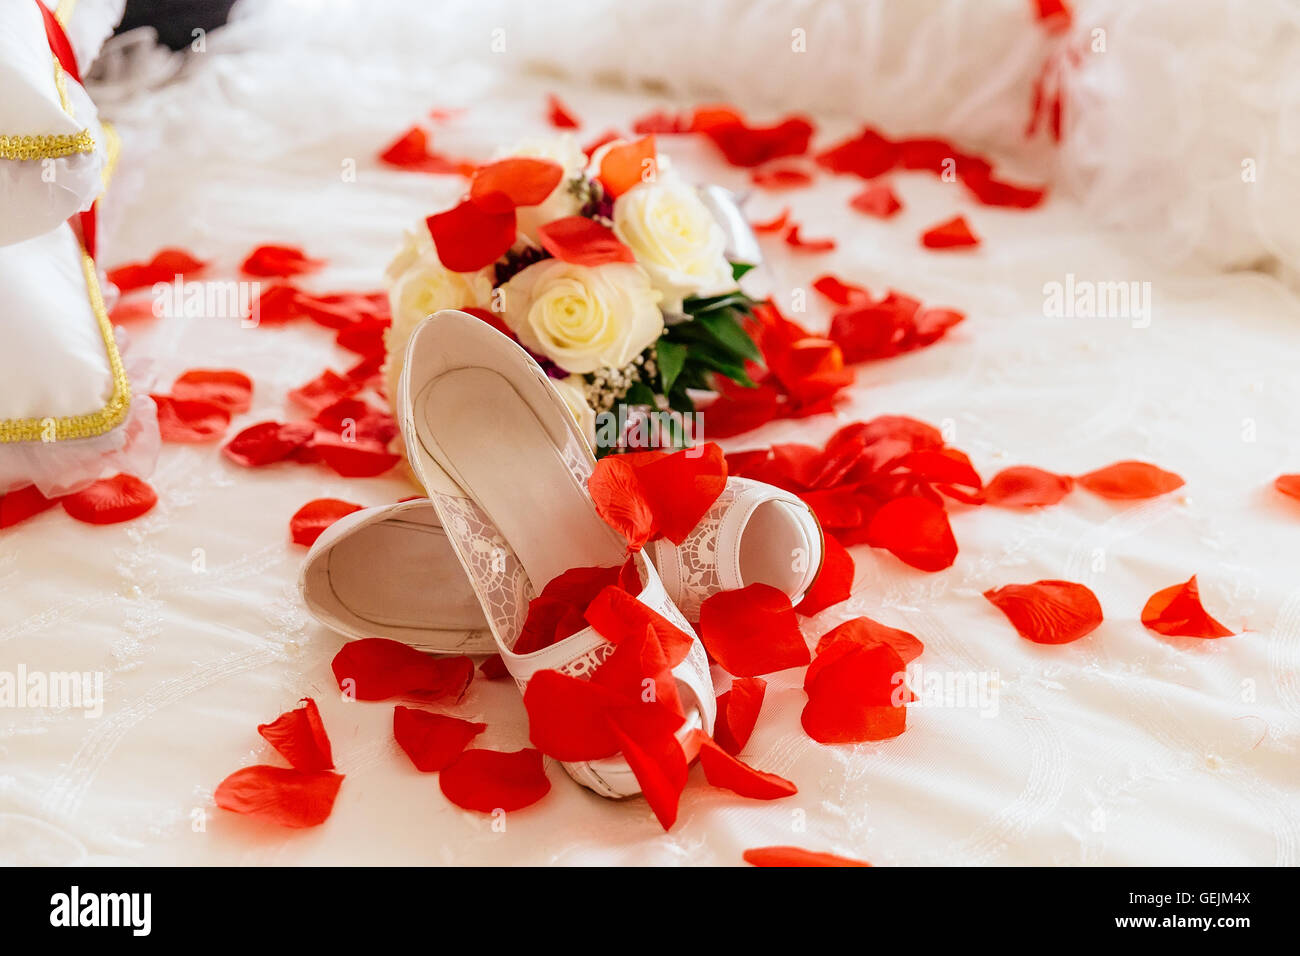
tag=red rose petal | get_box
[479,654,510,680]
[545,93,581,129]
[331,638,473,701]
[61,474,157,525]
[983,580,1103,645]
[1276,474,1300,501]
[699,583,811,677]
[108,297,159,324]
[170,369,253,414]
[310,433,401,478]
[585,587,694,665]
[921,215,980,250]
[516,564,625,654]
[289,369,359,415]
[815,616,924,663]
[0,484,61,528]
[241,244,325,278]
[751,165,813,190]
[588,444,727,548]
[289,498,363,547]
[1141,576,1233,638]
[393,706,486,772]
[865,495,958,571]
[214,765,343,828]
[223,421,314,467]
[816,127,898,179]
[426,198,517,273]
[713,677,767,755]
[794,535,855,617]
[597,135,656,198]
[802,641,908,744]
[982,466,1074,507]
[743,846,871,867]
[257,698,334,770]
[106,247,205,294]
[785,224,836,252]
[152,394,231,443]
[849,182,902,218]
[812,274,870,307]
[695,109,814,168]
[607,710,687,830]
[1077,461,1185,500]
[523,669,626,761]
[537,216,637,266]
[439,748,551,813]
[378,126,472,175]
[752,208,791,234]
[693,733,796,800]
[470,157,564,214]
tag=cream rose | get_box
[613,171,737,312]
[551,374,597,442]
[384,235,494,409]
[496,135,587,243]
[500,259,663,374]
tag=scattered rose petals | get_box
[289,369,359,415]
[546,93,581,129]
[1141,576,1233,638]
[794,535,854,616]
[597,135,657,198]
[693,106,814,167]
[289,498,363,547]
[439,748,551,813]
[524,670,632,761]
[310,433,401,478]
[223,421,314,467]
[170,369,253,414]
[982,466,1073,507]
[393,707,486,772]
[866,496,958,571]
[921,215,980,250]
[61,474,157,525]
[589,443,727,549]
[426,199,517,273]
[743,846,871,867]
[608,710,687,830]
[241,244,325,278]
[106,248,205,294]
[850,182,902,218]
[331,638,473,701]
[699,584,811,677]
[108,298,159,323]
[0,484,61,528]
[378,126,472,175]
[152,394,231,443]
[693,732,796,800]
[713,678,767,755]
[515,563,626,654]
[537,216,637,266]
[214,766,344,828]
[785,224,836,252]
[984,580,1103,644]
[752,208,791,234]
[479,654,510,680]
[1077,461,1185,500]
[816,126,898,178]
[257,698,334,770]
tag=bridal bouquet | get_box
[384,134,761,454]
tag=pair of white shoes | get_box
[299,310,824,799]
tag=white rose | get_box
[551,374,597,442]
[384,239,494,408]
[500,259,663,374]
[496,134,587,243]
[612,171,737,312]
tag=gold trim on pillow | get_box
[0,34,96,161]
[0,251,131,444]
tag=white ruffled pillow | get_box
[0,0,109,247]
[0,222,156,496]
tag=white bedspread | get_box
[3,8,1300,867]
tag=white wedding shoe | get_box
[300,482,823,653]
[395,309,719,798]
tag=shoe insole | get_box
[327,518,486,631]
[419,366,627,615]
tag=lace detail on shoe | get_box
[431,490,533,649]
[666,483,740,621]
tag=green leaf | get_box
[694,309,762,362]
[655,340,688,394]
[667,386,696,414]
[623,382,658,408]
[731,261,755,281]
[682,292,751,315]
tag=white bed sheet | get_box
[2,26,1299,867]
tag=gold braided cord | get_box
[0,252,131,443]
[0,128,95,161]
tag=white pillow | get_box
[0,222,156,496]
[0,0,108,247]
[56,0,128,72]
